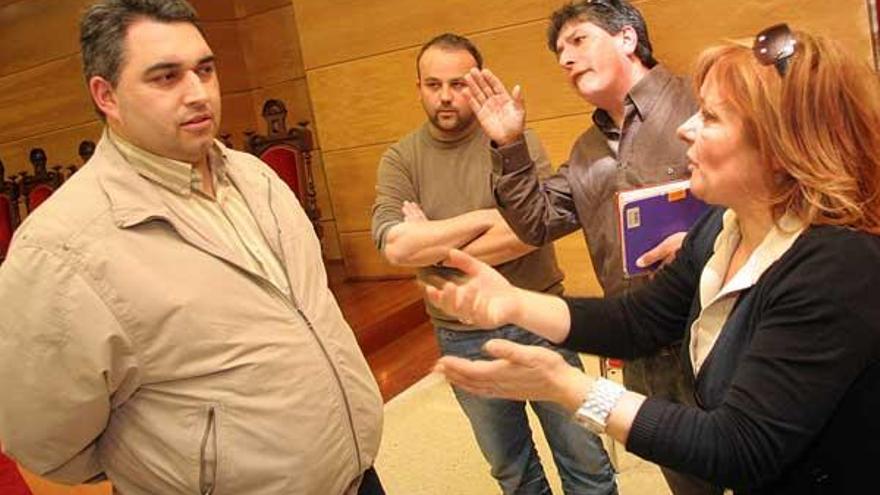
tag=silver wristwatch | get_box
[573,377,626,434]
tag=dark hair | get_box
[547,0,657,68]
[416,33,483,78]
[80,0,201,88]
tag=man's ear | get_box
[89,76,119,121]
[618,25,639,57]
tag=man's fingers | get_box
[462,87,483,114]
[471,68,496,101]
[465,70,488,104]
[483,68,511,99]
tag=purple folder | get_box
[617,180,709,277]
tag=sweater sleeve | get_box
[626,227,880,491]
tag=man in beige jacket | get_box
[0,1,383,493]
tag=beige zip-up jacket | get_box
[0,136,383,494]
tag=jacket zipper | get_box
[263,178,364,473]
[199,406,217,495]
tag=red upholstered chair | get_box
[245,99,321,238]
[20,148,62,213]
[0,159,21,263]
[0,450,32,495]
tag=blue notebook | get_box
[617,180,708,277]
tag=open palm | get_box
[464,68,526,145]
[425,249,521,328]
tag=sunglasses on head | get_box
[752,23,798,76]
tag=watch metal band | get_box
[574,377,626,434]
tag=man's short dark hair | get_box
[416,33,483,79]
[547,0,657,69]
[80,0,201,88]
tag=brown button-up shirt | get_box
[492,64,698,297]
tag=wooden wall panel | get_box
[293,0,560,69]
[641,0,873,74]
[527,114,593,169]
[219,91,257,150]
[235,0,289,18]
[189,0,237,21]
[202,21,252,94]
[0,121,102,177]
[308,48,423,152]
[308,152,333,222]
[320,219,342,261]
[0,55,93,144]
[240,5,305,88]
[554,231,603,297]
[0,0,92,77]
[322,143,389,233]
[340,231,414,280]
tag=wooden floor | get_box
[327,261,439,402]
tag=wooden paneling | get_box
[322,142,389,233]
[235,0,290,18]
[641,0,873,74]
[294,0,560,70]
[202,21,251,94]
[308,152,333,222]
[528,113,593,168]
[320,219,342,261]
[0,55,94,144]
[0,122,101,177]
[0,0,92,77]
[189,0,238,21]
[553,231,603,298]
[340,231,414,280]
[219,91,257,151]
[240,4,305,88]
[308,48,424,152]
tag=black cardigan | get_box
[563,209,880,494]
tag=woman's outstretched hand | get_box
[435,338,589,411]
[425,249,522,328]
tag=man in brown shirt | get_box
[372,33,616,494]
[461,1,718,494]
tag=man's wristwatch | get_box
[573,377,626,434]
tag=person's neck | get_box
[732,205,775,255]
[601,61,651,128]
[427,119,478,143]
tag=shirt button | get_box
[666,167,675,175]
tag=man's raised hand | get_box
[463,68,525,146]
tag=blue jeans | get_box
[437,325,618,495]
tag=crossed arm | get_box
[381,201,536,268]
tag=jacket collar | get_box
[94,130,249,229]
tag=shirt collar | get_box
[707,209,806,297]
[107,128,229,197]
[591,64,676,140]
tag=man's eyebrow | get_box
[143,55,216,76]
